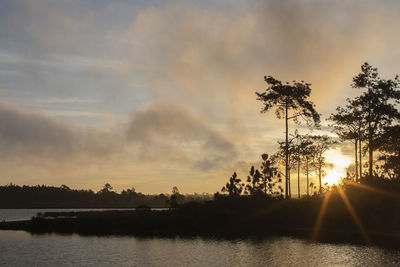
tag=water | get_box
[0,230,399,266]
[0,208,166,222]
[1,210,400,266]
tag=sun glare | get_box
[323,148,352,186]
[324,169,345,186]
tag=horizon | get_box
[1,0,400,194]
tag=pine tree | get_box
[256,76,320,197]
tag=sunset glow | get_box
[1,2,400,266]
[323,148,352,186]
[324,169,345,186]
[0,0,399,194]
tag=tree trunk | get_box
[368,89,373,177]
[306,158,309,196]
[355,140,358,182]
[369,138,373,177]
[264,176,267,195]
[285,102,289,198]
[318,170,322,193]
[297,160,300,199]
[318,159,322,193]
[359,139,362,181]
[288,169,291,198]
[289,172,291,198]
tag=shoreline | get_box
[1,211,399,250]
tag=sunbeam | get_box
[337,187,371,245]
[311,191,331,241]
[346,181,400,200]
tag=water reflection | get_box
[0,231,399,266]
[0,208,167,222]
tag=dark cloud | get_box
[0,99,238,172]
[126,101,238,170]
[0,101,121,160]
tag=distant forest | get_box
[0,183,212,208]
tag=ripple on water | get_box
[0,231,399,266]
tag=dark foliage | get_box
[376,125,400,178]
[256,76,320,197]
[221,172,243,196]
[352,63,400,176]
[0,184,211,208]
[2,177,399,248]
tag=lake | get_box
[0,208,166,222]
[1,209,399,266]
[0,230,399,266]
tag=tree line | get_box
[221,62,400,198]
[0,183,212,208]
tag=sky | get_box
[0,0,399,194]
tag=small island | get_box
[1,176,399,249]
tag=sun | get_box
[323,148,352,186]
[324,169,345,186]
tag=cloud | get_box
[115,0,400,162]
[0,101,122,161]
[1,0,400,191]
[126,101,238,170]
[0,99,238,174]
[0,99,233,192]
[122,0,400,116]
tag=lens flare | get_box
[338,188,371,245]
[311,191,331,241]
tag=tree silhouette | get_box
[60,184,71,191]
[221,172,244,196]
[272,140,293,197]
[272,131,312,198]
[309,135,337,193]
[221,154,282,198]
[172,186,179,195]
[170,186,184,207]
[330,99,364,182]
[309,181,315,195]
[259,153,282,197]
[256,76,320,198]
[291,132,314,198]
[98,183,113,194]
[293,139,302,199]
[0,183,205,208]
[376,125,400,178]
[352,63,400,176]
[299,135,316,197]
[245,166,263,195]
